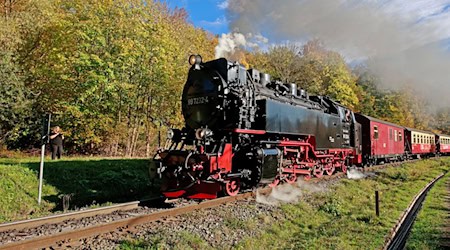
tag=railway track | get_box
[0,159,421,249]
[0,199,157,233]
[384,172,447,250]
[0,191,258,250]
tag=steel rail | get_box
[0,191,259,250]
[383,172,446,250]
[0,198,160,233]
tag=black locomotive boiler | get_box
[155,55,362,199]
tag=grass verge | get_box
[0,157,156,223]
[237,158,450,249]
[118,158,450,249]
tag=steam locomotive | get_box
[154,55,449,199]
[154,55,363,199]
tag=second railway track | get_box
[384,172,447,250]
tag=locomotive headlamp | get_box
[195,128,213,140]
[188,54,202,66]
[167,128,175,140]
[166,128,182,143]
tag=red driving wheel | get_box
[225,179,240,196]
[269,177,280,188]
[314,165,324,178]
[326,165,335,176]
[285,174,297,184]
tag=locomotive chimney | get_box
[260,73,271,87]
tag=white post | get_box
[38,143,45,204]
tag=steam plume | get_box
[256,180,326,206]
[346,168,367,180]
[225,0,450,109]
[215,32,269,59]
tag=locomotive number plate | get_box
[188,96,209,105]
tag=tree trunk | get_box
[130,117,140,157]
[125,106,133,157]
[145,94,153,157]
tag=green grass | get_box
[406,174,449,249]
[0,157,156,222]
[117,158,450,250]
[0,164,58,222]
[236,158,450,250]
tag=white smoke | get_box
[346,168,367,180]
[215,32,246,58]
[225,0,450,109]
[256,180,326,206]
[215,32,269,59]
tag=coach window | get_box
[399,132,402,141]
[374,126,379,139]
[389,128,393,140]
[394,130,398,142]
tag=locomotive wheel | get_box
[341,164,348,174]
[224,179,240,196]
[313,165,324,178]
[303,172,312,181]
[285,174,297,184]
[326,165,335,176]
[269,177,280,188]
[243,165,262,188]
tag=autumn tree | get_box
[248,40,360,109]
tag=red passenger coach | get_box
[436,134,450,155]
[355,114,405,165]
[404,128,436,157]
